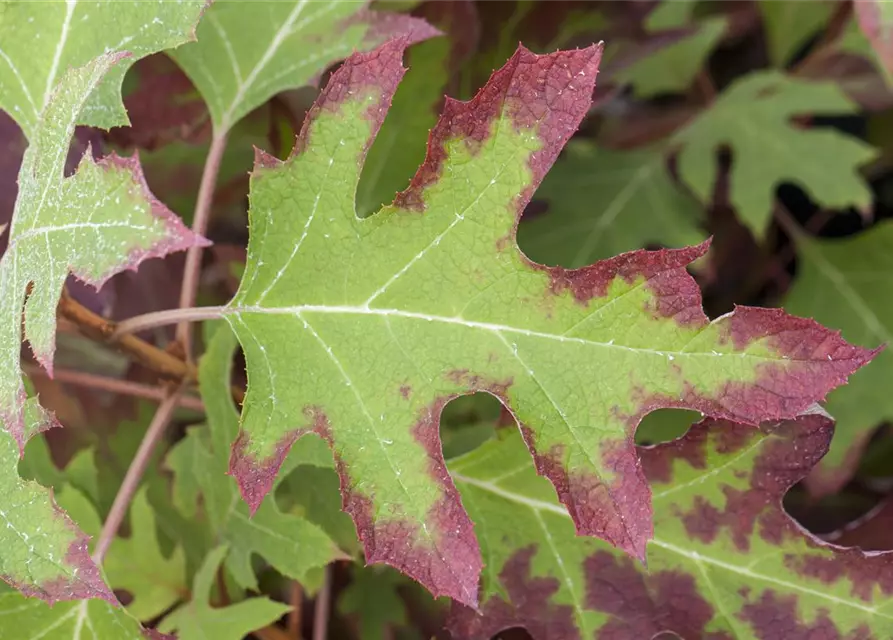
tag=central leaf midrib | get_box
[229,304,813,364]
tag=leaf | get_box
[854,0,893,84]
[759,0,836,68]
[615,17,727,98]
[169,0,439,136]
[158,545,291,640]
[158,546,291,640]
[0,52,207,452]
[448,411,893,639]
[783,221,893,496]
[166,323,345,591]
[0,26,206,601]
[674,71,877,237]
[222,39,875,606]
[338,565,409,640]
[105,487,187,622]
[518,142,705,267]
[0,592,152,640]
[0,0,207,140]
[0,418,111,604]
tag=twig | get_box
[113,305,227,339]
[791,0,853,76]
[288,581,303,636]
[312,565,332,640]
[92,386,184,564]
[24,364,204,412]
[177,132,229,360]
[58,293,196,383]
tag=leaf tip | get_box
[227,429,300,516]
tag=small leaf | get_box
[158,545,291,640]
[448,411,893,639]
[0,592,154,639]
[105,487,187,622]
[0,0,207,140]
[167,323,345,591]
[223,39,875,606]
[519,142,705,267]
[783,221,893,496]
[339,565,409,640]
[675,71,877,237]
[170,0,439,135]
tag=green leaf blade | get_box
[170,0,439,135]
[0,0,207,140]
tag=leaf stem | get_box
[177,132,229,360]
[92,386,184,564]
[24,364,204,412]
[113,305,228,339]
[312,564,333,640]
[58,292,197,382]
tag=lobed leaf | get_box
[169,0,439,136]
[449,412,893,639]
[674,71,877,238]
[0,0,207,140]
[783,221,893,496]
[222,39,875,606]
[158,545,291,640]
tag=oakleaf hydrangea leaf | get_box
[158,545,291,640]
[519,142,705,267]
[0,0,207,140]
[169,0,439,136]
[167,323,345,591]
[0,409,111,605]
[0,53,207,453]
[105,487,187,622]
[674,71,877,238]
[449,412,893,639]
[338,565,409,640]
[0,592,154,640]
[783,221,893,496]
[221,39,875,606]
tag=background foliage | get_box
[3,1,893,639]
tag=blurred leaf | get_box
[519,142,705,267]
[759,0,835,67]
[339,565,409,640]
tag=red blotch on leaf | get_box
[394,43,603,212]
[2,507,114,605]
[228,428,301,516]
[855,1,893,77]
[521,426,652,563]
[584,551,733,640]
[740,590,872,640]
[448,546,579,640]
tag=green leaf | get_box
[645,0,697,31]
[448,412,893,639]
[759,0,836,68]
[518,142,705,267]
[675,71,877,237]
[158,545,291,640]
[0,592,149,639]
[616,17,726,98]
[167,323,345,591]
[356,36,449,217]
[783,222,893,496]
[169,0,439,136]
[0,0,206,140]
[339,565,408,640]
[222,40,874,606]
[105,487,187,622]
[0,419,111,604]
